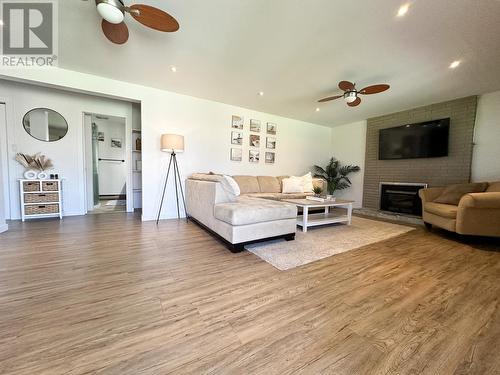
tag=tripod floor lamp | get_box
[156,134,188,224]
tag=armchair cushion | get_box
[419,187,445,203]
[433,182,488,205]
[424,202,458,219]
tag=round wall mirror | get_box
[22,108,68,142]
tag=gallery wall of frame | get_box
[230,115,276,165]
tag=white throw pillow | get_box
[301,172,314,193]
[282,177,304,194]
[220,175,241,197]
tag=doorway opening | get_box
[85,114,127,214]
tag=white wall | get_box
[0,80,133,219]
[0,68,333,221]
[95,118,126,196]
[472,90,500,182]
[330,121,367,208]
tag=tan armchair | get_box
[419,182,500,237]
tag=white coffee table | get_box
[282,198,354,232]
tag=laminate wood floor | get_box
[0,213,499,374]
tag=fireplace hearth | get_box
[380,182,427,217]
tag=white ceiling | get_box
[60,0,500,126]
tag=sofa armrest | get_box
[419,187,445,204]
[459,192,500,209]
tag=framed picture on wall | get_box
[249,150,260,163]
[231,131,243,145]
[249,134,260,148]
[232,115,244,129]
[266,137,276,149]
[267,122,277,135]
[265,152,275,164]
[250,119,261,132]
[230,148,242,161]
[111,138,122,148]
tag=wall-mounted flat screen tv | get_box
[379,118,450,160]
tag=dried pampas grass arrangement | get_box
[15,153,54,171]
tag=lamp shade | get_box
[161,134,184,153]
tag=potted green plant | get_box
[313,157,360,195]
[312,186,323,197]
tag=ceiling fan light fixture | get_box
[344,91,358,103]
[96,0,125,24]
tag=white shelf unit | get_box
[19,179,63,222]
[132,129,142,209]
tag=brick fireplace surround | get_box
[363,96,478,210]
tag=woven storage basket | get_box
[23,181,40,192]
[42,181,58,191]
[24,193,59,204]
[25,204,59,215]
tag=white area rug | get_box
[245,216,415,271]
[105,200,126,206]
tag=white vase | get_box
[24,170,37,179]
[37,171,48,180]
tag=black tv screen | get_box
[379,118,450,160]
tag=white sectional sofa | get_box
[186,174,325,252]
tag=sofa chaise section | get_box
[186,179,297,252]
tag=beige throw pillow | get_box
[282,177,304,194]
[301,172,314,193]
[433,182,488,205]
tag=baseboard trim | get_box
[0,223,8,233]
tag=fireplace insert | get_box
[380,182,427,216]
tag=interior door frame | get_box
[82,112,133,214]
[82,113,93,213]
[0,97,13,220]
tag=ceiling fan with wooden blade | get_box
[318,80,390,107]
[95,0,179,45]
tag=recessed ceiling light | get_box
[449,60,461,69]
[170,66,177,72]
[397,3,410,17]
[258,91,264,96]
[0,20,4,26]
[315,108,320,112]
